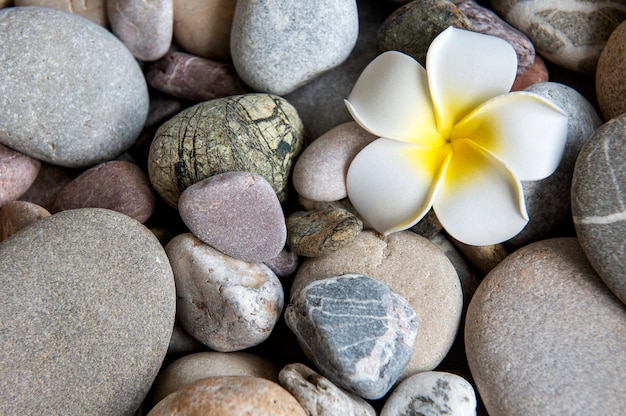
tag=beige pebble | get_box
[596,19,626,120]
[15,0,108,26]
[0,200,50,242]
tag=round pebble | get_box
[596,19,626,121]
[287,207,362,257]
[263,248,300,278]
[0,144,41,207]
[148,93,305,207]
[178,171,286,263]
[0,208,176,415]
[0,200,51,242]
[572,114,626,305]
[231,0,359,95]
[0,7,148,167]
[165,233,284,352]
[148,376,307,416]
[466,238,626,415]
[292,230,462,378]
[53,160,157,224]
[15,0,108,26]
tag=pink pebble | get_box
[0,144,40,207]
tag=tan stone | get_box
[596,19,626,120]
[0,201,50,242]
[15,0,108,26]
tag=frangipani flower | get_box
[344,27,568,246]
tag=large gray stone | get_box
[0,208,176,415]
[0,7,148,167]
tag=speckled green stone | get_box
[286,207,362,257]
[148,93,305,207]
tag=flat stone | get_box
[148,376,307,416]
[231,0,359,95]
[279,363,376,416]
[148,93,305,207]
[380,371,477,416]
[0,7,148,167]
[287,207,362,257]
[0,208,176,415]
[152,351,279,404]
[15,0,108,26]
[596,19,626,121]
[285,273,419,399]
[108,0,173,61]
[0,200,50,242]
[466,238,626,415]
[178,171,286,263]
[572,114,626,305]
[165,233,284,352]
[0,144,40,207]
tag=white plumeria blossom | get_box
[344,27,568,246]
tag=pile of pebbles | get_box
[0,1,625,415]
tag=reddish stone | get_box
[0,200,50,242]
[0,144,40,207]
[511,55,549,92]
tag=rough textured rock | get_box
[285,273,419,399]
[165,233,284,352]
[0,144,40,207]
[148,93,305,207]
[0,200,51,242]
[0,7,148,167]
[596,19,626,121]
[15,0,108,26]
[279,363,376,416]
[466,238,626,415]
[572,115,626,305]
[148,376,307,416]
[231,0,359,95]
[0,208,176,415]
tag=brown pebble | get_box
[0,200,50,242]
[448,236,508,277]
[15,0,108,26]
[0,144,40,207]
[18,162,79,211]
[511,55,549,91]
[596,19,626,120]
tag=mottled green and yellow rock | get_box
[149,93,305,207]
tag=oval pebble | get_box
[165,233,284,352]
[596,19,626,121]
[287,207,362,257]
[0,7,148,167]
[15,0,108,26]
[0,200,51,242]
[179,171,286,263]
[0,208,176,415]
[148,93,305,207]
[263,248,300,278]
[466,238,626,415]
[0,144,40,207]
[53,160,157,224]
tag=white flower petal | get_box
[434,139,528,246]
[345,51,442,146]
[451,92,568,181]
[427,27,518,137]
[347,138,449,235]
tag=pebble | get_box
[380,371,477,416]
[15,0,108,26]
[511,55,549,91]
[144,91,187,131]
[17,163,78,211]
[572,114,626,305]
[148,376,307,416]
[148,93,305,207]
[152,351,279,404]
[0,144,41,207]
[506,82,602,248]
[0,200,51,242]
[53,160,157,224]
[278,363,376,416]
[0,208,176,415]
[166,322,206,357]
[107,0,173,61]
[178,171,286,263]
[490,0,626,74]
[173,0,236,61]
[287,207,362,257]
[165,233,284,352]
[376,0,473,66]
[466,238,626,415]
[231,0,359,95]
[595,19,626,121]
[448,238,508,277]
[145,51,246,101]
[292,230,462,378]
[409,208,443,239]
[285,273,419,399]
[292,121,376,202]
[263,248,300,278]
[0,7,148,167]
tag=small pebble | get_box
[263,248,300,278]
[380,371,477,416]
[448,237,508,278]
[595,19,626,121]
[165,233,284,352]
[146,51,246,101]
[0,144,40,207]
[53,160,156,224]
[511,55,549,91]
[15,0,108,26]
[279,363,376,416]
[287,207,362,257]
[17,163,78,211]
[144,90,187,130]
[166,322,206,357]
[178,172,286,263]
[409,208,443,239]
[148,376,307,416]
[0,201,51,242]
[285,273,419,399]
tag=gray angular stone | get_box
[572,115,626,305]
[0,208,176,415]
[285,273,419,400]
[0,7,148,167]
